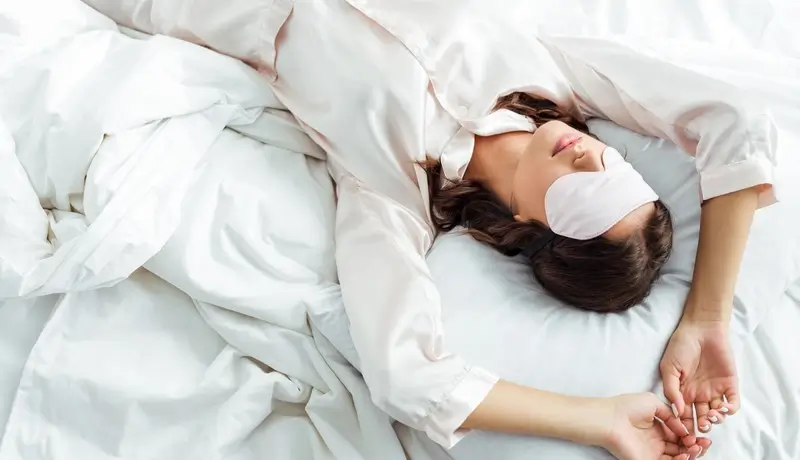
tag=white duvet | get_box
[0,3,415,459]
[2,1,799,460]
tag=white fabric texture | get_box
[0,3,424,460]
[80,0,294,78]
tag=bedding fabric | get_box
[428,119,800,460]
[0,2,427,459]
[1,1,799,460]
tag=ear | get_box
[513,214,524,222]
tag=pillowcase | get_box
[434,119,800,459]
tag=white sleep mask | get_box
[544,147,658,240]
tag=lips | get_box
[553,134,582,156]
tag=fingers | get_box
[655,402,691,439]
[696,438,713,458]
[663,441,701,457]
[660,364,686,415]
[700,395,736,431]
[663,442,682,456]
[678,404,697,447]
[657,416,680,445]
[661,421,704,460]
[662,444,701,460]
[686,445,703,458]
[684,388,741,437]
[706,405,726,426]
[718,391,741,415]
[661,445,699,460]
[695,401,712,434]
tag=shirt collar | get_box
[439,109,535,182]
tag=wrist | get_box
[682,295,732,326]
[536,394,610,447]
[580,397,616,448]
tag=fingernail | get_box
[700,424,710,432]
[671,403,680,418]
[720,407,729,413]
[709,416,718,422]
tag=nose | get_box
[573,144,605,171]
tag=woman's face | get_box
[511,120,654,239]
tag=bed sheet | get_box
[0,2,428,459]
[396,277,800,460]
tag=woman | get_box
[87,0,777,458]
[263,2,774,460]
[423,92,674,312]
[263,1,742,458]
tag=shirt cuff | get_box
[422,366,499,449]
[699,156,777,209]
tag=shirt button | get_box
[456,105,469,117]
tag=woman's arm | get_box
[684,187,762,323]
[660,186,762,431]
[463,381,602,444]
[542,36,779,435]
[334,177,498,449]
[464,380,705,459]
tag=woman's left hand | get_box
[660,317,741,437]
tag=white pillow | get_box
[434,119,800,459]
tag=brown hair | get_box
[423,93,673,312]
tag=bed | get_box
[1,1,799,459]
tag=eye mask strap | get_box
[521,229,556,259]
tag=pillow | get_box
[434,119,800,459]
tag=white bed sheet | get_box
[425,275,800,460]
[0,3,425,459]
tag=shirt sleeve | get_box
[334,174,498,449]
[542,36,779,208]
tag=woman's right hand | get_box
[598,393,711,460]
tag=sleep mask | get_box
[544,147,658,240]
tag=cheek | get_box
[514,157,573,223]
[523,156,567,192]
[513,172,551,222]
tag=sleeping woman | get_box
[90,0,778,458]
[256,2,777,460]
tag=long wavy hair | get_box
[422,93,673,312]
